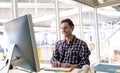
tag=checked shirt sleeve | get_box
[77,41,91,68]
[50,42,60,63]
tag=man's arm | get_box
[50,42,61,67]
[78,42,91,68]
[50,49,59,63]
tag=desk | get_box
[8,64,80,73]
[9,68,80,73]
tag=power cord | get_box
[10,56,21,70]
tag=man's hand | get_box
[61,63,78,68]
[61,63,71,68]
[52,61,61,67]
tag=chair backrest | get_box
[77,65,95,73]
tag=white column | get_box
[55,0,60,41]
[12,0,18,19]
[94,7,100,64]
[78,3,84,40]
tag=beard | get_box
[62,33,72,37]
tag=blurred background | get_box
[0,0,120,65]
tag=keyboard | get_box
[44,67,73,72]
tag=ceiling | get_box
[74,0,120,10]
[0,0,120,28]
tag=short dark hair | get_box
[61,18,74,27]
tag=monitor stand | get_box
[8,44,33,73]
[0,44,31,73]
[9,64,33,73]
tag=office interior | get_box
[0,0,120,71]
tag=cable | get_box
[11,56,21,62]
[9,56,21,70]
[0,59,9,71]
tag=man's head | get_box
[60,18,74,37]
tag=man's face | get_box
[60,22,73,37]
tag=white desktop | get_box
[8,64,80,73]
[8,64,95,73]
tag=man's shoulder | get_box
[75,38,86,43]
[55,40,64,45]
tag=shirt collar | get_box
[63,35,76,44]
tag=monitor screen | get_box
[3,14,40,72]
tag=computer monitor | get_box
[3,14,40,72]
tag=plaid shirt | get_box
[50,35,91,68]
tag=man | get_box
[50,18,91,68]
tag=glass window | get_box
[18,8,36,18]
[58,0,79,39]
[0,1,12,46]
[82,4,96,64]
[98,5,120,64]
[0,0,12,60]
[30,1,56,64]
[17,0,34,3]
[37,0,54,3]
[0,0,11,2]
[0,8,12,19]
